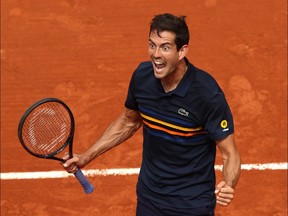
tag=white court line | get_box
[0,162,287,180]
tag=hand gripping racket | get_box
[18,98,94,194]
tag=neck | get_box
[161,60,187,93]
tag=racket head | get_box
[18,98,75,161]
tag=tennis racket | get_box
[18,97,94,194]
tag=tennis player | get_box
[63,13,241,216]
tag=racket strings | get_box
[21,102,72,156]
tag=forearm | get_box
[217,134,241,188]
[222,149,241,188]
[81,111,142,166]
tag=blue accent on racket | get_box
[74,169,94,194]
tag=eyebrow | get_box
[149,39,173,46]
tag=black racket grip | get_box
[74,169,94,194]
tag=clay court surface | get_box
[1,0,287,215]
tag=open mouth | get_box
[153,60,166,70]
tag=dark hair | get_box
[149,13,190,51]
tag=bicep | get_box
[216,134,239,159]
[122,108,142,130]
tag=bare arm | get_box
[63,108,142,171]
[217,134,241,187]
[215,134,241,206]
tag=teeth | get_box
[154,61,163,65]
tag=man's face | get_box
[148,30,183,79]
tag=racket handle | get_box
[74,169,94,194]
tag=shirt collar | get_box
[172,58,195,97]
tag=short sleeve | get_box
[203,92,234,141]
[124,72,139,111]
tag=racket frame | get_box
[18,97,74,162]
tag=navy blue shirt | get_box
[125,58,234,211]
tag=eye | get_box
[162,46,170,52]
[149,42,155,49]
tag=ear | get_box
[178,45,189,60]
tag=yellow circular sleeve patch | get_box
[220,120,228,128]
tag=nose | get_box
[152,47,162,58]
